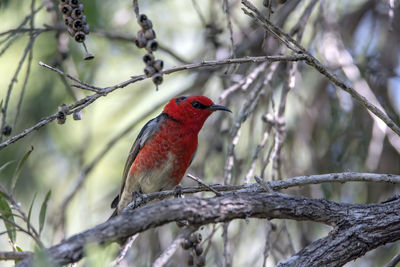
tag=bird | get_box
[110,95,231,216]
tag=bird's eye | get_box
[191,101,208,109]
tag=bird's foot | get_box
[131,190,146,208]
[173,184,184,198]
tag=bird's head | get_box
[163,95,231,130]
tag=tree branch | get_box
[16,188,400,266]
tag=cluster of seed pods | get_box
[181,232,206,266]
[134,14,164,88]
[58,0,93,60]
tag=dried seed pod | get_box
[69,0,80,7]
[143,53,155,65]
[197,255,206,267]
[64,16,73,26]
[195,244,203,256]
[60,4,72,15]
[134,36,147,48]
[73,111,82,120]
[153,59,164,71]
[80,15,87,23]
[71,7,83,19]
[56,111,66,124]
[144,66,156,77]
[58,103,69,114]
[83,24,90,34]
[144,28,156,40]
[2,125,12,136]
[181,240,192,250]
[187,254,194,266]
[74,31,86,42]
[189,233,202,244]
[146,40,158,52]
[152,73,163,85]
[60,0,68,5]
[67,27,76,37]
[72,19,84,31]
[84,52,94,60]
[138,14,153,30]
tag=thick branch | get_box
[16,191,400,267]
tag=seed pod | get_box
[73,111,82,120]
[146,40,158,52]
[181,240,192,250]
[58,103,69,114]
[134,36,147,48]
[83,24,90,34]
[64,16,73,26]
[67,27,76,37]
[152,73,163,85]
[60,0,68,5]
[72,19,84,31]
[56,111,66,124]
[74,31,86,42]
[69,0,80,7]
[2,125,12,136]
[195,244,203,256]
[144,66,156,77]
[187,254,194,266]
[80,15,87,24]
[143,53,154,65]
[144,29,156,40]
[138,14,153,30]
[71,7,83,19]
[60,4,72,15]
[153,59,164,71]
[197,255,206,267]
[189,233,202,244]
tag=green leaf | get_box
[14,245,23,264]
[11,146,34,193]
[0,194,16,242]
[0,160,14,173]
[39,190,51,235]
[27,193,36,233]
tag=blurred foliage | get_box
[0,0,399,266]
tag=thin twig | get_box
[241,0,400,137]
[186,173,222,196]
[262,220,272,267]
[38,62,102,93]
[152,227,197,267]
[111,234,139,266]
[123,172,400,207]
[0,54,305,150]
[0,251,32,261]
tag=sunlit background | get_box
[0,0,400,266]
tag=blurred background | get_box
[0,0,399,266]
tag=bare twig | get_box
[111,234,138,266]
[38,62,102,93]
[241,0,400,137]
[386,252,400,267]
[0,251,32,261]
[0,54,305,150]
[186,173,222,196]
[262,220,272,267]
[223,222,232,267]
[152,227,197,267]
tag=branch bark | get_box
[16,190,400,267]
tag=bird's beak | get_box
[208,104,232,113]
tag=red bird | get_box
[111,95,231,215]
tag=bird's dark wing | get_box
[111,113,168,208]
